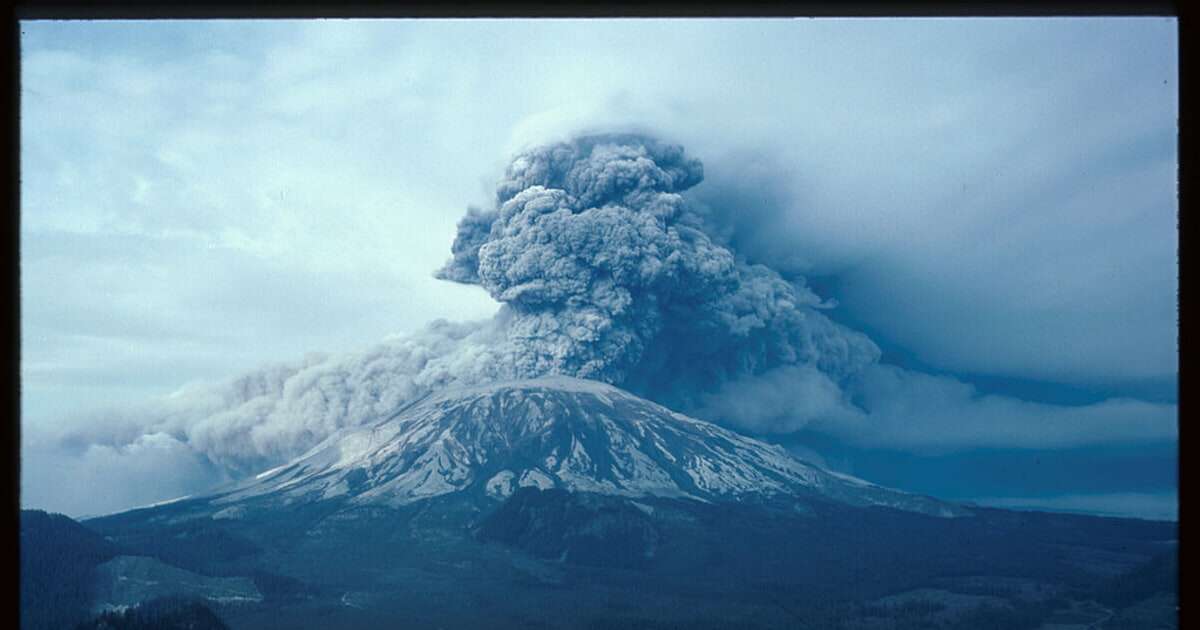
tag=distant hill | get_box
[20,509,120,630]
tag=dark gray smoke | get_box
[436,133,880,410]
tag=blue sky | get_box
[20,18,1177,519]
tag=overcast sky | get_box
[20,18,1177,519]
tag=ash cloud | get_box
[38,133,876,490]
[30,132,1175,516]
[37,317,511,482]
[437,133,879,404]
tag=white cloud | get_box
[690,363,1176,452]
[819,365,1178,452]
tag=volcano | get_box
[34,378,1177,629]
[210,376,964,518]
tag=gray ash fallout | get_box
[436,134,877,410]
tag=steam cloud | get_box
[39,133,1174,508]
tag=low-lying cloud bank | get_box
[972,492,1178,521]
[693,363,1176,450]
[27,134,1176,516]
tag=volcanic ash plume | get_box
[50,133,879,481]
[437,133,880,411]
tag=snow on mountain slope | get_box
[212,376,967,517]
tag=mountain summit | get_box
[211,376,964,517]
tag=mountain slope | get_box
[71,377,1177,629]
[20,510,121,630]
[210,376,965,517]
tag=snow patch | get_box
[824,468,878,488]
[322,479,351,499]
[518,469,556,490]
[486,470,516,499]
[254,463,289,480]
[128,494,192,512]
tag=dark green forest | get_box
[20,510,120,630]
[20,497,1180,630]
